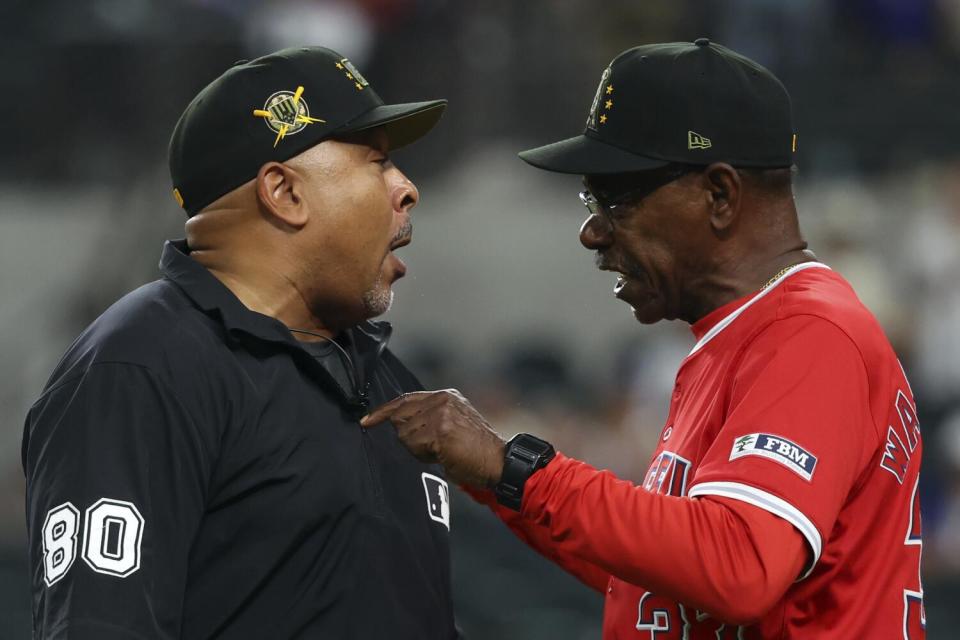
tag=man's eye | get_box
[603,203,630,222]
[374,155,390,166]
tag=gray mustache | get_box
[393,220,413,245]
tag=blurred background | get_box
[2,0,960,637]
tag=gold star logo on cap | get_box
[252,85,325,148]
[586,67,613,131]
[337,58,370,91]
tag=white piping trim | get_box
[896,358,914,398]
[688,262,831,357]
[688,481,822,580]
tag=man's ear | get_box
[703,162,742,233]
[256,161,309,228]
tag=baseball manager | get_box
[364,39,926,639]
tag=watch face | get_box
[496,435,556,511]
[509,434,556,465]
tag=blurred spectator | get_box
[905,163,960,406]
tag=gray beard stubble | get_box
[362,220,411,316]
[362,271,394,316]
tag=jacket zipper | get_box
[360,422,386,517]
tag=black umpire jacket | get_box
[23,240,457,639]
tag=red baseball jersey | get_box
[597,263,925,638]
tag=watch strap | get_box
[494,433,556,511]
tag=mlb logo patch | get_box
[729,433,817,481]
[421,473,450,530]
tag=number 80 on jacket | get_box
[41,498,144,586]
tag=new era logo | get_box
[729,433,817,481]
[688,130,712,150]
[421,473,450,530]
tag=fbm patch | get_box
[729,433,817,481]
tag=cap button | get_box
[694,38,711,47]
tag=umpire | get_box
[23,47,456,639]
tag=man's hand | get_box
[360,389,507,488]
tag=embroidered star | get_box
[355,82,363,90]
[605,99,613,109]
[335,62,344,69]
[606,84,613,94]
[599,114,608,124]
[346,72,353,80]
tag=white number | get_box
[41,502,80,586]
[82,499,145,577]
[39,498,144,586]
[902,477,925,639]
[635,592,671,635]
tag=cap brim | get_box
[518,133,669,174]
[340,100,447,151]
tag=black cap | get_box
[518,39,795,174]
[169,46,447,215]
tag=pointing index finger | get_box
[360,391,436,427]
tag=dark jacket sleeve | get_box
[22,362,215,639]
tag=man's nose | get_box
[580,213,613,250]
[392,168,419,213]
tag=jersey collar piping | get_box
[687,262,831,358]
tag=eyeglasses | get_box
[578,190,606,216]
[578,164,700,217]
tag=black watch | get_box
[494,433,556,511]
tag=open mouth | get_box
[385,235,412,280]
[390,236,412,251]
[599,262,644,298]
[601,266,630,296]
[613,274,627,294]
